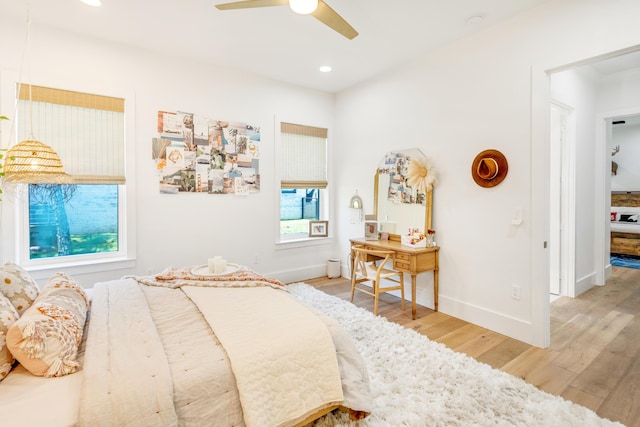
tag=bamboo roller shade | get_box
[18,84,124,113]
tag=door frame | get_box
[549,101,576,297]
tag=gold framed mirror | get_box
[373,148,434,240]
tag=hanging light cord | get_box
[24,11,36,142]
[5,9,34,149]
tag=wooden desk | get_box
[349,238,439,319]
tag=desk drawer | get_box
[395,252,411,262]
[394,259,411,271]
[394,252,412,270]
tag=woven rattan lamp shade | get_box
[3,139,73,184]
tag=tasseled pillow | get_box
[6,273,88,377]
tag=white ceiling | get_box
[3,0,553,93]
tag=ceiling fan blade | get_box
[312,0,358,40]
[215,0,288,11]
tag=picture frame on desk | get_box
[309,220,328,237]
[365,220,379,240]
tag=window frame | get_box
[275,117,332,245]
[0,72,136,279]
[278,187,325,241]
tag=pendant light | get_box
[2,13,72,185]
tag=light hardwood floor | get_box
[304,266,640,427]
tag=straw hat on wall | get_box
[471,149,508,188]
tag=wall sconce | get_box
[349,191,363,224]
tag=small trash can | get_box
[327,258,341,278]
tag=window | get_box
[14,84,129,265]
[279,122,328,240]
[29,184,118,259]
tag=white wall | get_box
[550,68,599,294]
[601,68,640,192]
[0,17,339,286]
[611,124,640,190]
[334,0,640,345]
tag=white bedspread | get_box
[79,279,179,426]
[78,275,371,426]
[183,286,343,427]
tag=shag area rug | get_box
[287,283,623,427]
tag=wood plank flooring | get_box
[303,266,640,427]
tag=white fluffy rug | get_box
[287,283,623,427]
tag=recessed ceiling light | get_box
[319,66,332,73]
[81,0,102,7]
[466,15,484,25]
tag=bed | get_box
[0,264,372,427]
[611,192,640,257]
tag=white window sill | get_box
[24,257,136,281]
[275,236,333,250]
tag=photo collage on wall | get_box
[152,111,260,195]
[378,152,426,205]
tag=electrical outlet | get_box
[254,255,259,265]
[511,285,521,300]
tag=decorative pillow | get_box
[0,262,40,315]
[6,272,89,378]
[0,293,20,380]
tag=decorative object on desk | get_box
[380,231,389,241]
[309,220,328,237]
[364,220,378,241]
[401,228,427,248]
[425,229,436,247]
[471,149,508,188]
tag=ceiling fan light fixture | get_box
[289,0,318,15]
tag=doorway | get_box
[529,47,640,347]
[549,102,575,297]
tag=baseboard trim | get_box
[269,264,331,284]
[438,295,535,345]
[575,271,597,296]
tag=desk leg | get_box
[411,274,417,320]
[433,269,439,312]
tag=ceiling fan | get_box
[215,0,358,40]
